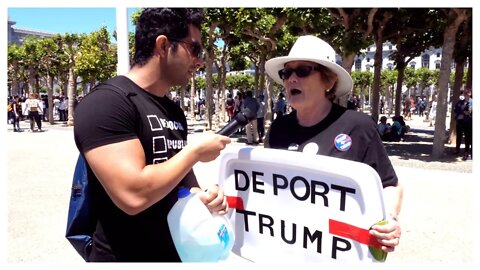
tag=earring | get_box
[326,88,331,93]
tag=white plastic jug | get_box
[167,187,235,262]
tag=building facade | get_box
[335,41,449,73]
[8,16,54,45]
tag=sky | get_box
[8,7,138,37]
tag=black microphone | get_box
[216,108,256,136]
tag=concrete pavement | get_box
[5,119,477,263]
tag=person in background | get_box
[12,96,23,132]
[225,93,234,122]
[274,92,286,119]
[42,94,49,121]
[454,89,472,160]
[241,90,259,145]
[73,8,230,262]
[377,116,392,141]
[25,93,43,132]
[58,96,67,122]
[256,94,266,143]
[264,35,403,254]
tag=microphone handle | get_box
[216,120,241,136]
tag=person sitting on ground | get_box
[391,116,408,142]
[377,116,392,141]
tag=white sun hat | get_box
[265,35,353,98]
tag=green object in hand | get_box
[369,219,388,262]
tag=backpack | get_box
[65,77,140,261]
[66,155,93,261]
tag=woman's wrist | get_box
[388,214,398,222]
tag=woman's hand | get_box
[369,217,401,252]
[197,185,229,215]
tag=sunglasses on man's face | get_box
[169,38,205,59]
[278,66,321,80]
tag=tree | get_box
[448,14,471,146]
[370,9,395,123]
[351,70,373,111]
[327,8,376,107]
[389,8,443,117]
[37,36,62,124]
[7,44,25,96]
[235,8,290,127]
[22,36,42,94]
[416,67,434,97]
[381,69,398,115]
[432,8,469,158]
[53,33,80,126]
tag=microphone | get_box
[216,108,256,136]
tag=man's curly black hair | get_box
[133,8,204,66]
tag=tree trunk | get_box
[67,67,75,126]
[395,62,406,117]
[28,66,36,94]
[205,53,214,130]
[82,81,88,96]
[180,87,186,112]
[371,37,384,123]
[218,45,228,124]
[259,55,266,95]
[190,76,196,120]
[337,52,355,107]
[448,58,465,145]
[466,56,472,89]
[12,63,20,96]
[432,8,467,158]
[46,74,54,125]
[254,65,260,93]
[264,77,274,130]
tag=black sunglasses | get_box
[169,38,205,59]
[278,66,321,80]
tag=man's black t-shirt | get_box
[265,103,398,188]
[74,76,196,262]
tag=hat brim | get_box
[265,56,353,98]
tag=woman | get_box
[264,35,403,253]
[12,96,23,132]
[25,93,43,132]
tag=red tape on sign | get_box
[329,219,382,248]
[227,195,381,249]
[226,196,244,210]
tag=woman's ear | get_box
[326,73,338,91]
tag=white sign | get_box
[209,146,386,263]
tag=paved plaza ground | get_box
[4,114,477,264]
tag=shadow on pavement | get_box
[383,128,460,163]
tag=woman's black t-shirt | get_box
[265,103,398,188]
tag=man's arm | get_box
[84,133,231,216]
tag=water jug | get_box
[167,187,235,262]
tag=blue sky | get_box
[8,7,139,36]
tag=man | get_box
[74,8,231,262]
[241,90,259,144]
[454,89,472,160]
[256,94,266,142]
[264,35,403,254]
[274,92,286,119]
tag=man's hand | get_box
[187,132,231,163]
